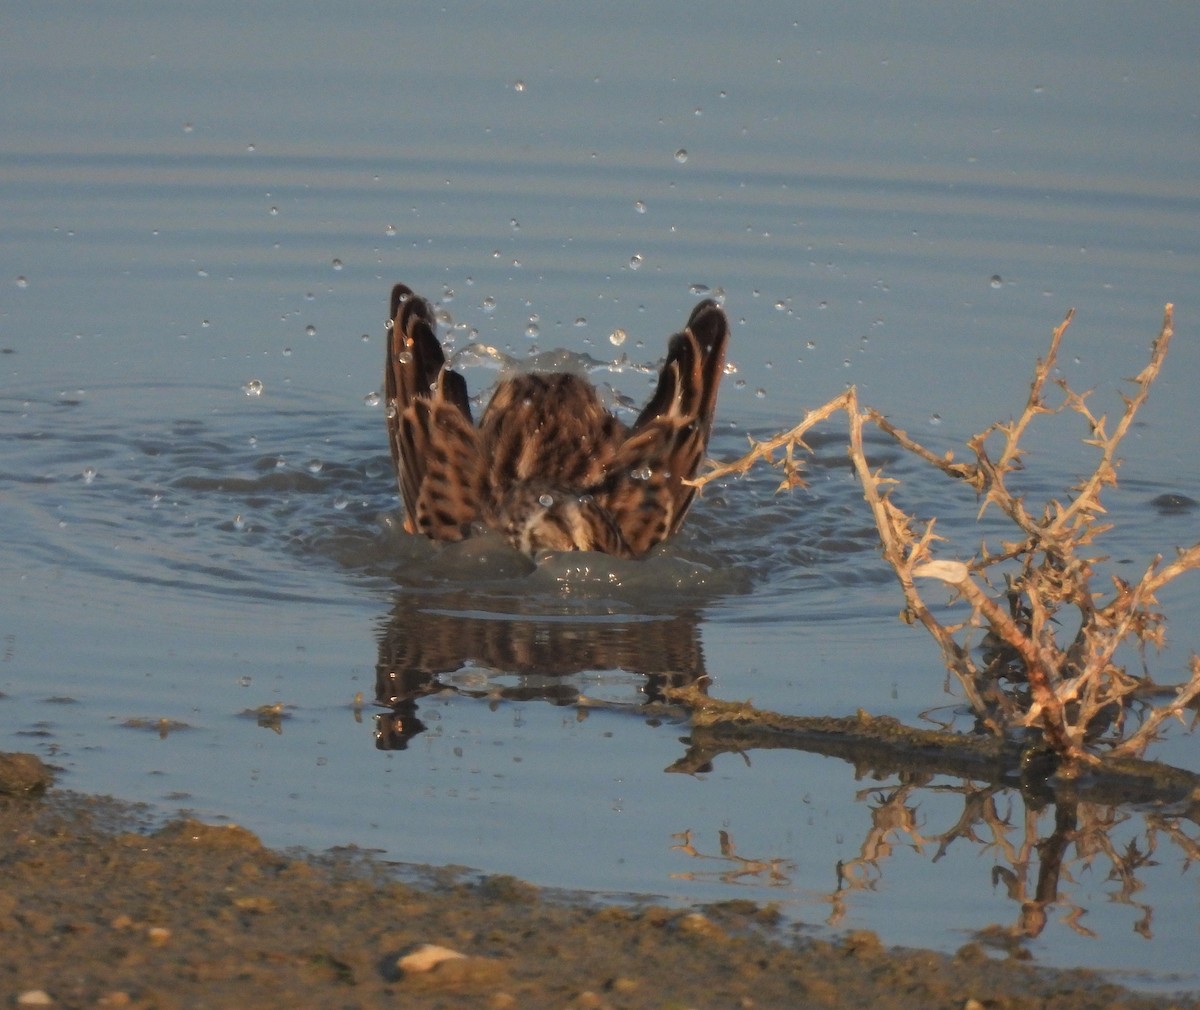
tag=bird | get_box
[384,283,728,559]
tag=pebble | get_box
[16,992,53,1007]
[842,929,884,958]
[155,819,263,851]
[397,943,466,973]
[0,752,53,795]
[677,911,727,941]
[396,943,509,989]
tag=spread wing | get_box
[596,299,729,556]
[385,284,483,540]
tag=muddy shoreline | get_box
[0,756,1193,1010]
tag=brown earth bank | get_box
[0,755,1195,1010]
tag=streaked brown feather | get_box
[386,286,480,538]
[384,283,728,558]
[596,301,728,555]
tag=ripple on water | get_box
[11,374,1191,628]
[2,365,916,626]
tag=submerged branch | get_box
[659,684,1200,816]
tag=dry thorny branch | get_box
[692,305,1200,768]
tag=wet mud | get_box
[1,755,1193,1010]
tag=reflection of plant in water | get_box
[823,773,1200,948]
[693,305,1200,768]
[670,829,794,886]
[660,686,1200,947]
[835,782,930,895]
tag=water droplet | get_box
[232,514,245,531]
[805,339,816,350]
[246,143,256,153]
[306,459,324,474]
[15,276,28,289]
[183,122,194,133]
[363,390,382,407]
[481,296,497,313]
[634,200,646,214]
[333,495,350,511]
[538,493,554,507]
[268,206,278,216]
[384,224,396,237]
[242,379,264,396]
[513,80,526,92]
[722,361,738,375]
[525,321,540,338]
[81,466,97,484]
[609,328,627,347]
[282,347,292,357]
[773,300,787,311]
[631,465,652,480]
[755,388,766,398]
[361,333,371,342]
[331,258,343,271]
[989,275,1003,289]
[305,324,316,336]
[929,413,942,426]
[674,148,689,164]
[396,350,413,365]
[628,254,643,270]
[688,283,709,295]
[239,675,253,688]
[574,317,587,327]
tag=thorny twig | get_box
[691,305,1199,766]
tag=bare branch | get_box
[703,305,1193,765]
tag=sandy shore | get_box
[0,754,1193,1010]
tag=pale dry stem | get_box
[700,305,1198,764]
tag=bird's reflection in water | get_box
[373,589,708,750]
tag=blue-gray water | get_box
[3,2,1199,990]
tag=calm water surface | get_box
[3,2,1199,990]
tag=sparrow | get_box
[384,283,728,559]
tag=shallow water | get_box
[3,1,1200,991]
